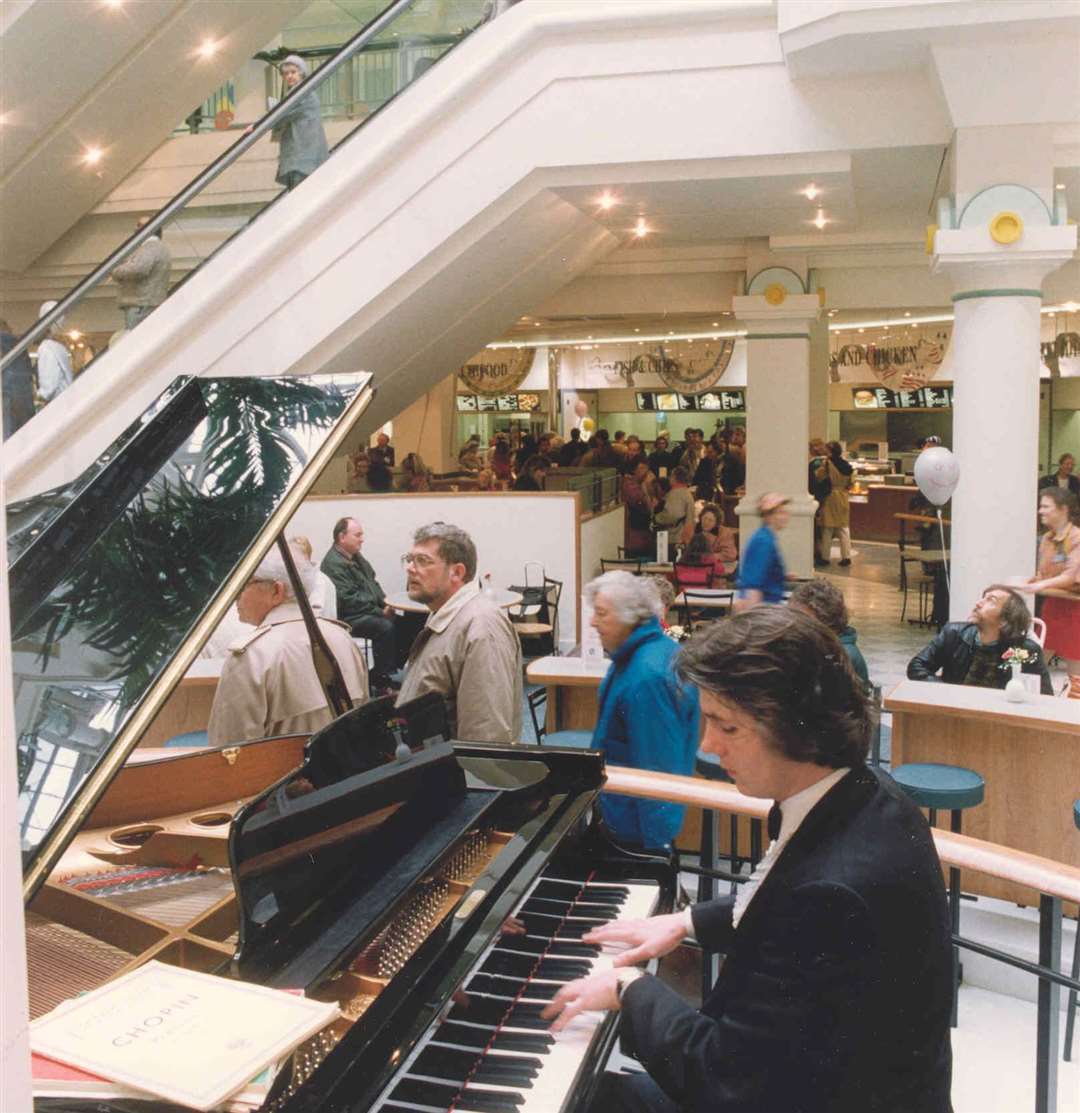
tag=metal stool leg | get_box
[1065,914,1079,1061]
[698,807,720,1002]
[948,807,963,1027]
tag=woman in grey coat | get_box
[271,54,329,190]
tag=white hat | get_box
[280,53,308,76]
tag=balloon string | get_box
[937,509,950,594]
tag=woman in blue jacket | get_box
[586,572,700,850]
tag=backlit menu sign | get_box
[636,390,745,412]
[456,393,542,413]
[852,386,953,410]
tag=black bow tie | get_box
[767,802,782,841]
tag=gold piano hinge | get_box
[454,889,487,921]
[221,747,240,766]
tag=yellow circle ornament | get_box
[989,212,1023,245]
[763,283,787,306]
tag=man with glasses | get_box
[208,544,368,747]
[395,522,522,743]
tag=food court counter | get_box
[849,483,920,543]
[885,679,1080,907]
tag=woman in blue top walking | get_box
[735,492,790,609]
[586,572,700,851]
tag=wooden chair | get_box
[1029,617,1047,648]
[512,577,562,656]
[679,588,734,631]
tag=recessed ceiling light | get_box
[1063,301,1079,312]
[195,37,221,60]
[633,217,649,238]
[813,209,829,230]
[533,322,540,327]
[904,311,911,317]
[858,328,865,334]
[711,321,719,326]
[101,0,124,8]
[634,328,640,333]
[802,184,820,201]
[597,191,617,210]
[81,146,104,167]
[1056,183,1066,190]
[68,330,82,340]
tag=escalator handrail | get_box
[0,0,416,376]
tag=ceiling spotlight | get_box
[68,330,82,341]
[711,321,719,326]
[633,217,649,238]
[597,191,617,210]
[633,328,640,333]
[813,209,829,230]
[904,311,911,317]
[802,184,821,201]
[195,37,221,60]
[81,146,104,167]
[858,328,865,334]
[1056,183,1066,191]
[101,0,124,8]
[533,322,540,327]
[1062,301,1079,312]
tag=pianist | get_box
[543,607,954,1113]
[207,544,369,747]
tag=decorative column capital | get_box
[929,183,1076,299]
[733,293,821,339]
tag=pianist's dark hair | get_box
[414,521,477,582]
[676,607,870,768]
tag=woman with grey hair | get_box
[584,571,699,851]
[270,54,329,190]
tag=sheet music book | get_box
[30,962,338,1111]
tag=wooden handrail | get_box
[604,766,1080,906]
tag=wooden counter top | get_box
[885,679,1078,736]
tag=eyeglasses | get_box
[401,553,441,569]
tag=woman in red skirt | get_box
[1024,488,1080,680]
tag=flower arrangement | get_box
[1001,647,1033,667]
[665,625,691,644]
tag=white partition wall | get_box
[287,493,581,653]
[579,505,625,585]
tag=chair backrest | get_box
[601,557,643,574]
[524,560,545,588]
[525,686,548,743]
[674,561,714,589]
[680,588,733,630]
[1029,617,1047,648]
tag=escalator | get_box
[3,0,761,503]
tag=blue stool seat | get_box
[695,751,733,783]
[891,763,985,811]
[544,730,593,749]
[163,729,210,748]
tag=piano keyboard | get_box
[373,870,660,1113]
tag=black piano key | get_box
[479,951,535,978]
[448,996,513,1025]
[518,898,621,920]
[492,1031,556,1054]
[547,939,601,958]
[467,973,561,1001]
[533,879,630,904]
[393,1078,522,1113]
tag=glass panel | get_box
[3,0,492,437]
[11,372,370,867]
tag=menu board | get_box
[636,390,744,412]
[456,393,543,413]
[852,386,953,410]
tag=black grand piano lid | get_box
[8,371,373,893]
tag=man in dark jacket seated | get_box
[907,585,1052,694]
[320,517,396,693]
[541,608,954,1113]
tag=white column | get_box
[932,248,1075,619]
[733,293,822,578]
[0,452,31,1107]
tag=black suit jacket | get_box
[619,766,953,1113]
[1039,473,1080,498]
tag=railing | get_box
[605,766,1080,1113]
[0,0,489,425]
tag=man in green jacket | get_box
[320,517,396,692]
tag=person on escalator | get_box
[34,301,73,406]
[270,54,329,191]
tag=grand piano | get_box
[10,373,676,1112]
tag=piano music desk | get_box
[885,679,1080,907]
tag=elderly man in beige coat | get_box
[208,544,368,747]
[395,522,522,743]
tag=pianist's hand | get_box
[541,971,620,1031]
[582,912,688,967]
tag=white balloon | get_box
[913,446,959,507]
[573,398,589,418]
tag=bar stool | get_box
[695,750,763,999]
[1065,799,1080,1062]
[891,761,985,1027]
